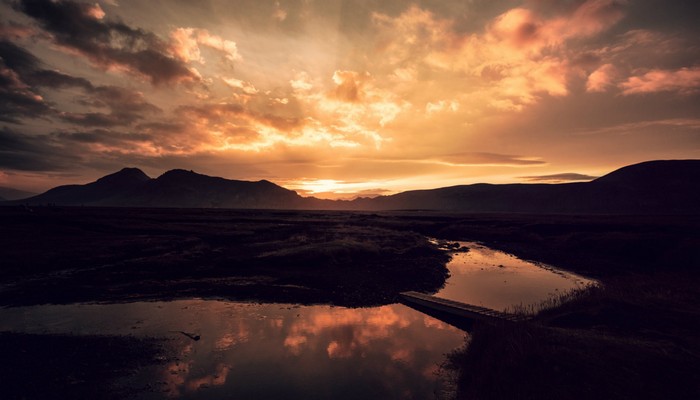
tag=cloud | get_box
[620,67,700,95]
[222,77,258,94]
[295,69,407,146]
[437,152,546,167]
[170,27,241,64]
[0,41,52,122]
[372,1,627,112]
[176,102,301,132]
[586,63,617,92]
[330,70,370,102]
[54,128,152,144]
[15,0,199,85]
[51,85,159,128]
[425,100,459,115]
[0,127,80,170]
[0,40,93,90]
[0,21,37,40]
[520,173,598,182]
[26,69,94,90]
[272,1,287,22]
[0,37,162,128]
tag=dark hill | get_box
[111,169,301,208]
[17,168,304,209]
[0,186,38,201]
[20,168,151,205]
[362,160,700,214]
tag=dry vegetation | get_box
[431,214,700,400]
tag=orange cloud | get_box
[330,70,370,102]
[222,77,259,94]
[84,3,105,19]
[586,63,617,92]
[620,67,700,95]
[170,27,241,64]
[373,1,626,112]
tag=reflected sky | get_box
[0,300,464,399]
[436,242,594,311]
[0,242,594,398]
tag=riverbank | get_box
[430,214,700,399]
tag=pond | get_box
[0,242,593,399]
[435,242,592,312]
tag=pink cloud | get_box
[170,28,241,64]
[620,67,700,95]
[373,0,626,112]
[586,63,617,92]
[488,0,626,55]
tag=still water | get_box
[0,242,593,399]
[435,242,592,312]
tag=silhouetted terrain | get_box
[362,160,700,214]
[0,208,449,306]
[0,207,698,399]
[14,168,302,209]
[0,186,37,201]
[8,160,700,214]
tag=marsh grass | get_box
[504,284,600,316]
[447,273,700,399]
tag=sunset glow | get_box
[1,0,698,194]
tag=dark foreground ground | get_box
[0,207,450,307]
[1,206,699,399]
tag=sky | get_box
[1,0,699,198]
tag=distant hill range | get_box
[4,160,700,214]
[0,186,37,201]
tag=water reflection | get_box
[0,242,594,398]
[0,300,464,399]
[436,242,594,311]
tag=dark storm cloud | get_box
[0,39,40,71]
[0,73,51,123]
[14,0,198,85]
[27,69,93,90]
[0,40,93,122]
[0,127,81,170]
[0,39,92,89]
[54,128,154,145]
[62,85,162,127]
[520,173,599,182]
[0,39,161,126]
[0,43,51,122]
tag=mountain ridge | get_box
[5,160,699,214]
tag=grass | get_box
[423,213,700,399]
[446,272,700,399]
[0,332,169,400]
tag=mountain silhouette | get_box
[0,186,38,201]
[23,167,150,205]
[7,160,699,214]
[361,160,700,214]
[16,167,303,209]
